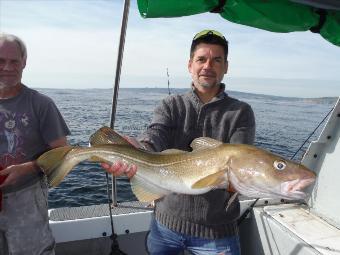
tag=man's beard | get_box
[0,77,20,89]
[199,81,219,89]
[0,81,7,89]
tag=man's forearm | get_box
[20,161,42,174]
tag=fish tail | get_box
[37,146,75,187]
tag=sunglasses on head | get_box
[193,30,227,42]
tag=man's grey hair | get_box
[0,33,27,61]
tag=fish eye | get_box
[274,161,286,171]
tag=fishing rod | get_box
[0,0,2,32]
[238,105,335,226]
[167,68,171,95]
[105,0,130,254]
[109,0,130,208]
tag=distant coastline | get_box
[37,87,338,103]
[300,97,338,104]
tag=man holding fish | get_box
[104,30,255,255]
[0,34,70,255]
[36,29,315,254]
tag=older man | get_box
[0,33,70,255]
[103,30,255,255]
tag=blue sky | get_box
[1,0,339,97]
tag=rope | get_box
[238,105,334,226]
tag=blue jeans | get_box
[146,218,241,255]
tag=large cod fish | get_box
[37,127,316,202]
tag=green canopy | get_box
[137,0,340,47]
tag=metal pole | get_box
[0,1,2,32]
[110,0,130,207]
[167,68,171,95]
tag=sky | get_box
[0,0,339,98]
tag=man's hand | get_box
[101,162,137,179]
[0,161,37,189]
[100,135,141,179]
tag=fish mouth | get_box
[229,171,315,200]
[280,178,315,199]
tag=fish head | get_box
[227,145,316,200]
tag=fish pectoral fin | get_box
[37,146,74,175]
[160,149,187,154]
[89,126,131,146]
[130,177,166,202]
[191,170,226,189]
[190,137,223,151]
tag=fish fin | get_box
[190,137,223,151]
[130,177,166,202]
[226,192,239,212]
[89,126,131,146]
[191,170,226,189]
[215,180,229,190]
[160,149,187,154]
[47,167,70,187]
[37,146,74,175]
[37,146,75,187]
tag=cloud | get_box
[1,0,339,97]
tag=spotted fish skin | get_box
[37,127,316,202]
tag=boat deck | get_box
[49,201,152,221]
[252,204,340,255]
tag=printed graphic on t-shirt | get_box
[0,107,29,168]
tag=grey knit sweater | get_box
[139,84,255,239]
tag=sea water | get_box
[37,88,336,209]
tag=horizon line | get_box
[34,86,339,100]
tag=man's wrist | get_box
[25,161,42,174]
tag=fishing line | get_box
[290,106,334,160]
[105,172,127,255]
[238,105,334,226]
